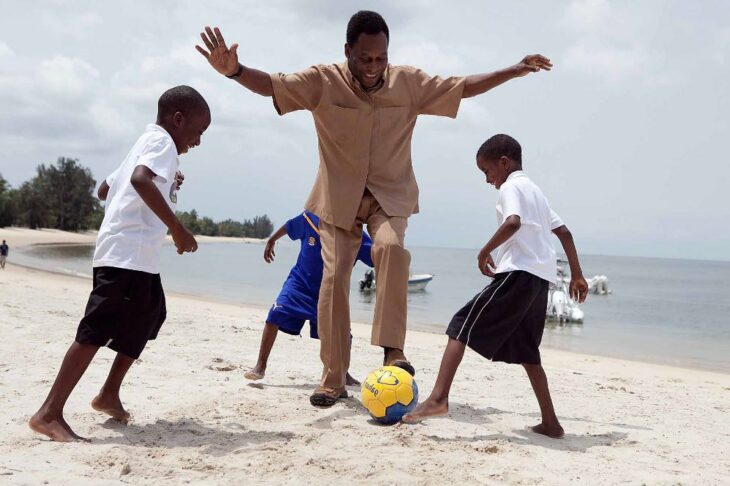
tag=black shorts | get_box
[446,271,549,365]
[76,266,167,359]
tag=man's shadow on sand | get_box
[95,419,295,457]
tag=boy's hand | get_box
[263,239,276,263]
[569,275,589,303]
[513,55,552,77]
[171,223,198,255]
[196,26,240,77]
[175,171,184,190]
[477,247,496,277]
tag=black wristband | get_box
[226,63,244,79]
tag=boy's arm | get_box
[196,26,274,97]
[97,181,110,201]
[553,225,588,303]
[130,166,197,255]
[477,215,522,277]
[462,55,552,98]
[263,224,288,263]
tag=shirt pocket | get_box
[379,106,411,139]
[321,104,360,147]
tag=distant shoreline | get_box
[0,227,266,249]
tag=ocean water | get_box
[11,241,730,373]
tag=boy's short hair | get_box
[346,10,389,46]
[477,134,522,164]
[157,85,209,119]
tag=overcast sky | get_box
[1,0,728,261]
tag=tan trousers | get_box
[317,192,410,389]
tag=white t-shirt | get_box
[493,171,563,283]
[93,124,179,274]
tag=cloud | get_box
[391,40,464,74]
[37,55,100,98]
[564,0,611,32]
[40,9,103,41]
[560,0,674,86]
[563,43,645,82]
[0,42,12,58]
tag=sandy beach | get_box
[1,229,729,485]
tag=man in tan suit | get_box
[197,11,552,406]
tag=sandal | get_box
[389,359,416,377]
[309,387,348,407]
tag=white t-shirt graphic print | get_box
[493,171,563,283]
[93,124,179,274]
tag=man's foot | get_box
[345,372,361,386]
[531,422,565,439]
[401,397,448,424]
[309,386,348,407]
[384,347,416,377]
[244,366,266,381]
[91,394,130,422]
[29,411,89,442]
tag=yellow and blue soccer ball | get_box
[361,366,418,424]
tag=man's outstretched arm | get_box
[462,55,552,98]
[196,26,273,97]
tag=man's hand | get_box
[175,171,184,190]
[477,246,496,277]
[171,222,198,255]
[569,275,589,303]
[512,54,552,78]
[263,238,276,263]
[196,26,239,76]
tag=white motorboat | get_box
[546,260,585,323]
[408,274,434,291]
[587,275,611,295]
[547,284,585,323]
[359,270,434,293]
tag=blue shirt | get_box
[277,211,373,318]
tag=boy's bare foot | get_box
[29,411,88,442]
[531,422,565,439]
[244,366,265,381]
[401,397,448,424]
[91,394,130,422]
[345,372,360,386]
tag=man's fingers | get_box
[205,26,219,49]
[195,45,210,59]
[230,43,239,58]
[523,54,553,72]
[200,31,215,52]
[214,27,227,50]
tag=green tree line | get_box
[0,157,273,239]
[176,210,273,239]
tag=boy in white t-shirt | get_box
[30,86,211,442]
[404,134,588,438]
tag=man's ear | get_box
[500,155,511,168]
[344,43,351,58]
[173,111,184,127]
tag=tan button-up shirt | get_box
[271,62,465,229]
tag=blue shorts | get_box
[266,304,319,339]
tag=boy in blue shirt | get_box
[244,211,373,386]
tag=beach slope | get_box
[0,231,728,484]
